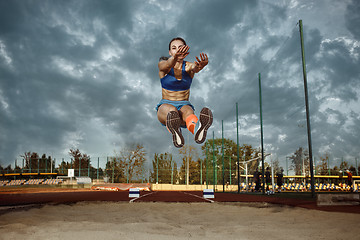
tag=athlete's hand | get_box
[174,45,190,60]
[194,53,208,71]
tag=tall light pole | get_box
[258,73,265,194]
[236,103,240,193]
[299,19,315,198]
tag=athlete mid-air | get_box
[156,37,213,148]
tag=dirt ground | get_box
[0,188,359,240]
[1,201,360,240]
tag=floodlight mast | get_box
[258,73,265,194]
[299,19,315,198]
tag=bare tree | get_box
[113,143,146,183]
[290,147,309,176]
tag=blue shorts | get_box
[155,99,195,112]
[156,99,195,128]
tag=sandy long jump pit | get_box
[1,189,360,239]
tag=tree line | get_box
[1,140,359,183]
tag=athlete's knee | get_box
[179,105,194,117]
[160,104,177,112]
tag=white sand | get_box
[0,202,359,240]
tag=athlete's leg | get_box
[179,105,198,134]
[158,104,184,148]
[157,104,177,125]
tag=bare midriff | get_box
[162,88,190,101]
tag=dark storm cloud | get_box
[316,39,360,101]
[0,0,142,164]
[178,0,259,81]
[0,0,359,169]
[345,0,360,40]
[207,11,359,164]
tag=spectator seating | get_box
[0,178,63,186]
[0,180,9,186]
[7,179,26,186]
[0,179,359,192]
[25,179,44,185]
[257,182,360,192]
[43,179,62,185]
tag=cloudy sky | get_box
[0,0,359,170]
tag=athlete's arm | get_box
[190,53,208,73]
[158,45,190,75]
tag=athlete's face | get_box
[169,39,186,57]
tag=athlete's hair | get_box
[159,38,187,62]
[168,37,186,50]
[159,56,169,62]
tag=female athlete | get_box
[156,37,213,148]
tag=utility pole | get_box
[286,156,289,183]
[156,155,158,184]
[299,19,315,198]
[258,73,265,194]
[97,157,99,180]
[212,131,216,191]
[171,158,173,185]
[206,143,209,188]
[222,120,225,192]
[187,135,190,185]
[236,103,240,193]
[229,156,232,185]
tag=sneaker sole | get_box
[195,107,213,144]
[166,111,184,148]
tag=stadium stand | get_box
[0,176,359,192]
[0,180,9,186]
[0,178,63,186]
[43,179,62,185]
[25,179,44,185]
[7,179,26,186]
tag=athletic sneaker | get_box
[195,107,213,144]
[166,111,184,148]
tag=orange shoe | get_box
[185,114,198,134]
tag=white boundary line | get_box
[129,191,156,203]
[182,192,215,203]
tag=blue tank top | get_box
[160,61,193,91]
